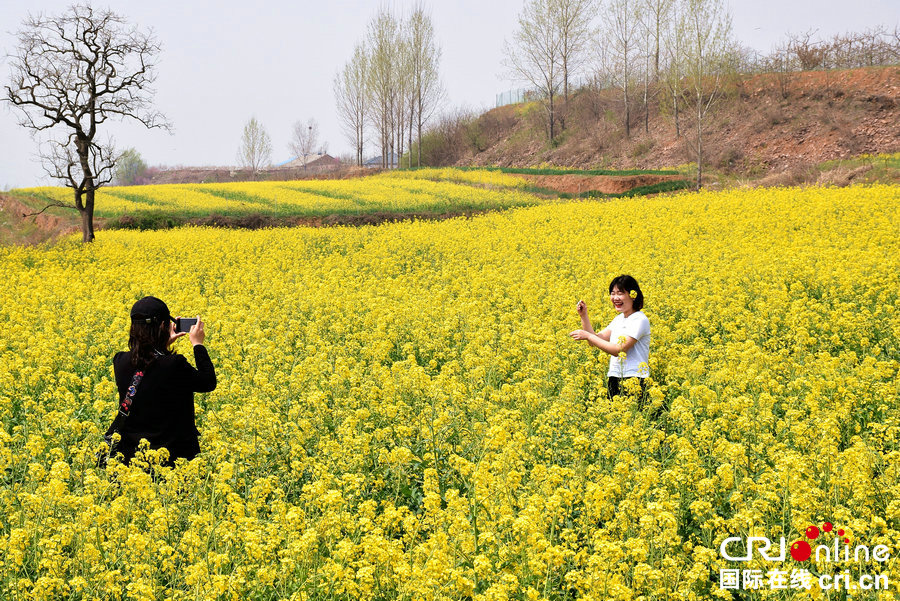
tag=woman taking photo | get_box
[105,296,216,466]
[569,275,650,401]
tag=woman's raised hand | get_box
[168,318,188,347]
[576,300,588,317]
[189,316,205,346]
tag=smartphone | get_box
[175,317,198,333]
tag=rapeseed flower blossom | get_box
[14,169,536,219]
[0,182,897,599]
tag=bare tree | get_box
[395,20,413,169]
[890,24,900,63]
[407,2,444,167]
[367,7,400,168]
[4,4,168,242]
[334,42,368,166]
[237,117,272,173]
[643,0,675,78]
[765,42,796,99]
[660,0,687,137]
[638,11,653,133]
[764,25,900,75]
[788,29,825,71]
[680,0,733,189]
[638,0,675,132]
[556,0,596,102]
[604,0,639,138]
[503,0,563,141]
[289,118,320,170]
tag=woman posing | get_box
[569,275,651,401]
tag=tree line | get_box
[493,0,899,188]
[502,0,735,188]
[2,3,445,242]
[333,3,443,168]
[3,2,896,243]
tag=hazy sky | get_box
[0,0,896,188]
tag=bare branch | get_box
[23,201,78,217]
[334,42,368,166]
[4,4,169,241]
[288,118,321,170]
[502,0,563,139]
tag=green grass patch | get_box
[571,179,694,198]
[103,212,190,230]
[817,152,900,172]
[815,152,900,184]
[449,166,681,176]
[523,179,693,200]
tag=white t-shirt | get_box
[605,311,651,378]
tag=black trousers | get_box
[607,376,648,402]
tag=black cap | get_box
[130,296,171,324]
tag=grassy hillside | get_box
[420,67,900,184]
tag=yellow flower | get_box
[1,179,897,600]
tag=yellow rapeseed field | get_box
[0,183,898,600]
[14,169,534,219]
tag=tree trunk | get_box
[79,192,96,243]
[673,90,680,137]
[74,143,97,242]
[624,85,631,139]
[417,116,422,167]
[644,78,649,133]
[408,104,414,169]
[696,102,703,190]
[549,92,556,140]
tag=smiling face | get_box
[610,285,635,316]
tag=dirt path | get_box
[517,173,684,195]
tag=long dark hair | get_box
[129,319,171,369]
[609,274,644,311]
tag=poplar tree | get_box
[237,117,272,174]
[334,43,368,166]
[680,0,733,189]
[367,7,399,167]
[503,0,563,141]
[407,3,443,167]
[604,0,639,138]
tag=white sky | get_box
[0,0,897,189]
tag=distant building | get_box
[363,153,399,168]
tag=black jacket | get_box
[111,345,216,464]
